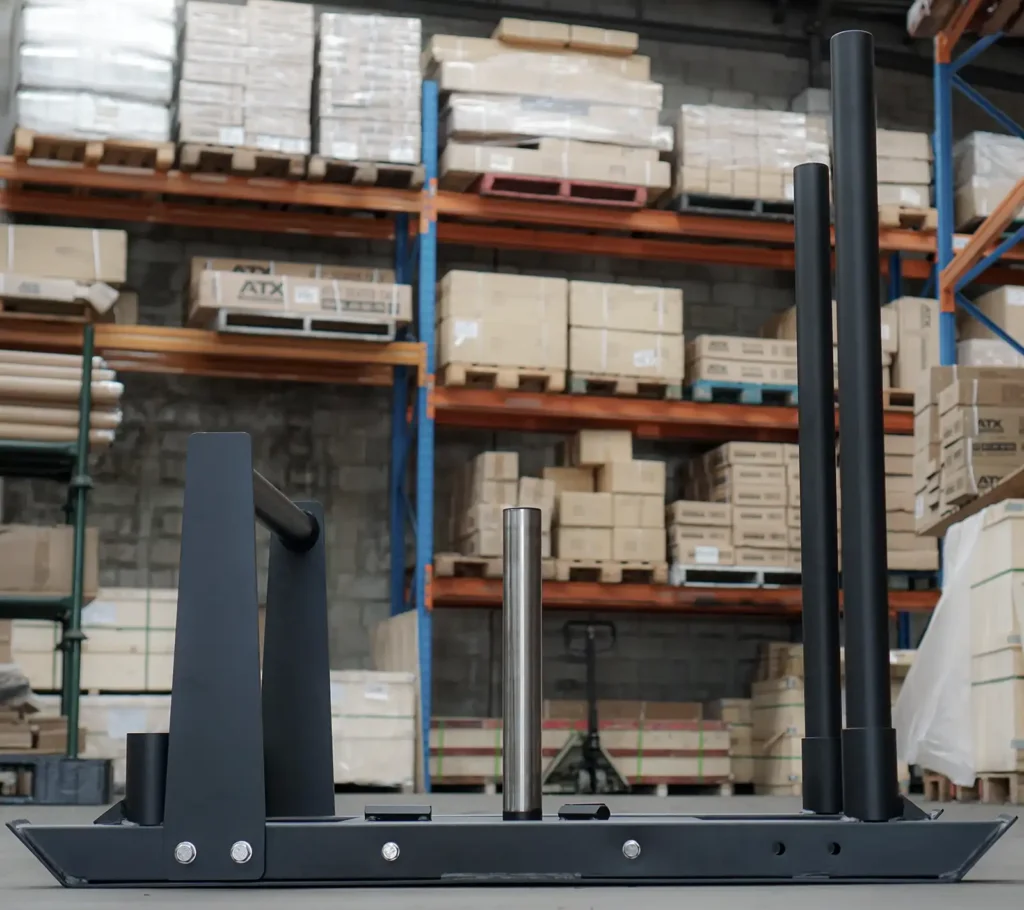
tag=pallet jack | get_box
[6,30,1015,887]
[542,620,629,795]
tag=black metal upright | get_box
[830,29,902,822]
[793,162,844,817]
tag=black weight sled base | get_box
[7,30,1014,888]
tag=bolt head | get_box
[381,841,400,862]
[230,840,253,864]
[622,839,641,860]
[174,841,197,865]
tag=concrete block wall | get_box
[4,0,1014,714]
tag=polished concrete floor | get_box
[2,794,1023,909]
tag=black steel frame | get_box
[5,30,1016,888]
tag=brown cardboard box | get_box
[877,129,932,160]
[704,442,784,468]
[710,464,786,485]
[666,500,731,527]
[915,405,939,450]
[572,429,632,466]
[192,272,412,324]
[787,527,801,548]
[493,17,570,47]
[942,461,1013,505]
[0,525,98,599]
[686,359,798,385]
[0,620,11,664]
[570,328,683,379]
[877,158,932,184]
[569,282,683,334]
[884,455,913,476]
[782,443,800,464]
[940,406,1024,445]
[467,478,519,505]
[764,301,898,353]
[190,257,394,299]
[471,451,519,482]
[785,463,800,489]
[557,492,613,527]
[915,366,1024,414]
[887,511,916,533]
[439,271,568,323]
[673,542,735,566]
[568,24,638,55]
[596,460,666,495]
[613,528,667,562]
[438,317,567,372]
[464,529,551,558]
[538,138,660,164]
[518,477,556,517]
[787,549,802,569]
[733,506,786,529]
[888,547,939,571]
[556,527,612,560]
[733,526,789,548]
[735,547,790,568]
[0,225,127,285]
[886,297,940,389]
[686,335,797,364]
[786,507,801,529]
[941,438,1024,472]
[613,494,664,528]
[460,502,517,537]
[708,482,787,507]
[669,525,732,549]
[542,466,594,495]
[958,287,1024,343]
[884,434,916,456]
[913,444,940,492]
[938,378,1024,414]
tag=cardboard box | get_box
[710,464,786,485]
[942,461,1013,505]
[568,24,638,55]
[884,434,916,456]
[673,543,735,566]
[971,500,1024,584]
[940,406,1024,446]
[708,482,787,507]
[959,287,1024,343]
[915,366,1024,414]
[669,525,732,548]
[782,443,799,464]
[686,335,797,364]
[0,225,127,285]
[785,463,800,490]
[788,527,801,548]
[884,454,913,476]
[686,359,798,386]
[666,500,732,527]
[570,328,683,380]
[557,492,613,527]
[0,525,98,599]
[542,466,594,495]
[569,282,683,334]
[735,547,791,568]
[915,405,939,450]
[733,526,789,548]
[877,158,931,184]
[877,129,932,160]
[460,502,517,537]
[190,257,395,298]
[493,17,570,47]
[0,274,118,314]
[438,316,567,371]
[471,451,519,482]
[764,300,898,353]
[886,511,916,533]
[467,478,518,506]
[556,527,612,560]
[613,494,665,528]
[733,506,786,528]
[596,460,666,496]
[885,297,939,390]
[913,444,940,492]
[517,477,556,516]
[938,378,1024,414]
[192,271,412,324]
[572,429,632,466]
[704,442,784,468]
[439,271,568,323]
[463,529,551,558]
[613,528,666,562]
[941,438,1024,472]
[786,507,801,529]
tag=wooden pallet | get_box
[569,373,682,400]
[878,204,938,231]
[439,362,566,394]
[473,173,648,208]
[11,127,174,172]
[669,193,795,221]
[976,773,1024,804]
[307,157,424,189]
[433,552,556,580]
[179,143,306,179]
[882,388,915,411]
[668,563,801,588]
[922,771,980,803]
[196,307,398,341]
[554,560,668,584]
[687,380,797,407]
[0,300,91,322]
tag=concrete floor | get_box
[2,794,1023,909]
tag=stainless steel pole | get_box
[502,506,543,820]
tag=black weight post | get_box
[830,30,902,823]
[793,162,844,817]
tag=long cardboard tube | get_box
[0,376,123,405]
[0,404,122,429]
[0,422,115,445]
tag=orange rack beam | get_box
[432,577,937,616]
[0,321,426,386]
[434,388,914,439]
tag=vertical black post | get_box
[830,29,901,822]
[794,162,844,816]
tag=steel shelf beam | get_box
[432,577,938,615]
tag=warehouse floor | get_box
[2,794,1023,908]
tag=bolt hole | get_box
[827,842,841,856]
[772,841,786,856]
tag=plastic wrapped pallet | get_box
[179,0,314,154]
[8,0,176,142]
[315,13,421,165]
[954,131,1024,229]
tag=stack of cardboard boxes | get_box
[684,335,797,390]
[876,129,933,215]
[886,297,940,391]
[705,698,754,785]
[545,430,667,568]
[428,19,672,198]
[666,500,733,567]
[178,0,314,155]
[568,281,684,393]
[315,13,421,166]
[437,271,569,389]
[954,131,1024,229]
[673,104,829,202]
[679,442,800,570]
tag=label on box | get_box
[364,683,389,702]
[107,708,148,740]
[219,126,245,145]
[694,546,721,565]
[490,154,515,172]
[634,349,658,368]
[454,319,479,344]
[294,285,320,306]
[331,141,358,160]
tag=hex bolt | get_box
[230,841,253,864]
[174,841,197,865]
[381,841,400,862]
[622,839,641,860]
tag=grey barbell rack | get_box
[6,30,1015,887]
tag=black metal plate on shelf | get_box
[0,756,111,806]
[7,811,1013,887]
[0,441,78,481]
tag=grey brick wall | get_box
[3,0,999,712]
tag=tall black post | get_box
[830,29,901,822]
[794,162,844,817]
